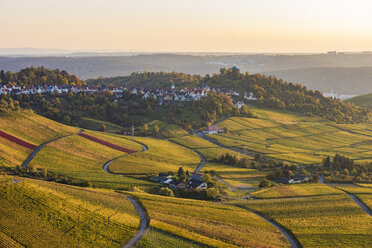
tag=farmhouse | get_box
[203,125,225,135]
[187,172,208,190]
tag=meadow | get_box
[134,192,291,248]
[208,106,372,164]
[238,194,372,247]
[109,137,201,176]
[0,178,140,248]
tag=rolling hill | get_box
[346,93,372,107]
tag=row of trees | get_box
[322,154,371,182]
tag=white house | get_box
[203,125,225,135]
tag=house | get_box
[163,178,173,184]
[189,172,203,181]
[189,180,208,190]
[153,176,166,183]
[203,125,225,135]
[278,178,294,184]
[278,175,309,184]
[235,101,245,109]
[293,175,310,183]
[244,92,257,101]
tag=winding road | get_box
[102,138,149,247]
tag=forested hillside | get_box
[87,71,202,89]
[0,67,85,86]
[8,92,239,129]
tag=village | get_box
[0,82,257,108]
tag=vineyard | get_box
[108,137,201,176]
[28,133,152,189]
[252,183,343,199]
[238,194,372,247]
[209,106,372,164]
[78,132,137,153]
[0,178,140,248]
[0,130,37,149]
[134,192,291,248]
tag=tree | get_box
[177,167,186,182]
[159,187,174,197]
[153,124,159,136]
[259,179,271,188]
[324,156,331,172]
[143,123,149,136]
[206,187,219,199]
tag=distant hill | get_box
[265,67,372,95]
[346,93,372,107]
[1,53,372,95]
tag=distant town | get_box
[0,83,259,108]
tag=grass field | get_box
[238,194,372,247]
[109,137,201,176]
[252,183,343,199]
[0,178,139,248]
[28,133,153,189]
[134,192,291,248]
[207,106,372,164]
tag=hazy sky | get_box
[1,0,372,53]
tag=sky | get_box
[1,0,372,53]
